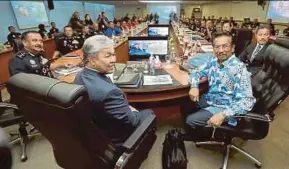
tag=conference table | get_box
[54,24,210,125]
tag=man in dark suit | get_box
[239,25,271,76]
[74,35,154,145]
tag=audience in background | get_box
[239,25,271,76]
[105,21,121,38]
[97,11,109,32]
[283,23,289,37]
[84,14,94,26]
[251,19,260,29]
[69,11,84,32]
[121,20,128,32]
[6,26,21,46]
[52,26,84,58]
[38,24,47,39]
[114,21,123,34]
[48,22,59,38]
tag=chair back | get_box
[12,38,24,53]
[252,37,289,114]
[54,32,64,47]
[235,28,253,56]
[7,74,119,169]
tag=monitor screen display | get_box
[128,37,168,59]
[148,27,169,37]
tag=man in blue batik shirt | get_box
[105,21,121,38]
[185,31,255,140]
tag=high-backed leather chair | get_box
[0,82,39,162]
[235,28,253,56]
[191,37,289,169]
[11,38,24,53]
[7,73,157,169]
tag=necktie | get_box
[250,45,262,63]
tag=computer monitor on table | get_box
[148,25,170,37]
[128,36,168,60]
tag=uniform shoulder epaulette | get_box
[59,36,65,40]
[15,51,27,59]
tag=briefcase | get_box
[162,128,188,169]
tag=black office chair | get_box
[235,28,253,56]
[7,73,157,169]
[11,38,24,53]
[190,37,289,169]
[0,82,40,162]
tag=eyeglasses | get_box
[213,44,232,50]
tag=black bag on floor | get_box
[162,128,188,169]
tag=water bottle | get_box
[149,54,155,75]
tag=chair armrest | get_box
[122,114,156,151]
[233,113,272,122]
[114,114,156,169]
[0,103,18,110]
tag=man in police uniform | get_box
[52,26,84,58]
[5,26,21,47]
[79,25,103,40]
[9,31,72,77]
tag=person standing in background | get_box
[97,11,109,32]
[48,22,59,38]
[69,11,84,33]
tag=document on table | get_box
[143,75,173,86]
[54,67,83,76]
[201,45,214,52]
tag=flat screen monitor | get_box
[148,25,170,37]
[128,36,168,60]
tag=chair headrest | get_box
[7,73,87,108]
[275,37,289,49]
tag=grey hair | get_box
[82,35,114,63]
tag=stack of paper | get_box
[143,75,173,86]
[54,67,83,76]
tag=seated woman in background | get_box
[38,24,47,39]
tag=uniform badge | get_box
[30,59,36,65]
[63,40,67,46]
[72,40,79,44]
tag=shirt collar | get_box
[219,54,236,67]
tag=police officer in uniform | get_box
[52,26,84,58]
[5,26,21,47]
[79,25,103,40]
[9,31,72,77]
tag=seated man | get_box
[185,32,255,141]
[9,31,72,77]
[239,25,271,76]
[74,35,154,145]
[105,21,121,38]
[52,26,84,58]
